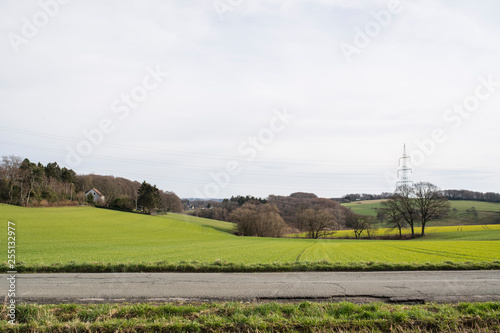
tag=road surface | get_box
[3,271,500,304]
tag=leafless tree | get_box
[268,194,347,231]
[413,182,450,236]
[229,203,287,237]
[384,185,419,238]
[380,200,408,239]
[345,210,375,239]
[383,183,450,237]
[159,190,184,213]
[296,208,338,239]
[1,155,22,203]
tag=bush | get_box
[110,196,135,211]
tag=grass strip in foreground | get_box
[2,260,500,273]
[1,301,499,332]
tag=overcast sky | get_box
[1,0,499,199]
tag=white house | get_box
[85,188,105,202]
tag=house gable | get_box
[85,188,105,202]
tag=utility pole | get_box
[397,144,413,190]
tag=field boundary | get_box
[3,260,500,273]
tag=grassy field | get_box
[1,204,499,272]
[343,199,500,212]
[2,301,499,332]
[342,199,500,225]
[342,200,386,217]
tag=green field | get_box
[342,199,387,217]
[1,204,499,270]
[342,200,500,226]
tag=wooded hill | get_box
[0,155,183,213]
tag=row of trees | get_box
[84,177,182,214]
[338,189,500,203]
[224,195,267,206]
[442,189,500,203]
[192,184,451,240]
[269,195,347,239]
[76,174,140,208]
[0,155,77,206]
[0,155,183,213]
[337,192,393,203]
[380,182,450,238]
[191,192,372,239]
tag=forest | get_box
[0,155,183,213]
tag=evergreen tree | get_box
[137,181,161,214]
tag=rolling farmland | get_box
[342,199,500,225]
[1,204,499,268]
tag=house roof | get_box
[88,188,104,197]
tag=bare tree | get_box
[365,221,377,239]
[296,208,338,239]
[413,182,450,236]
[229,203,287,237]
[383,183,450,237]
[259,204,288,237]
[192,207,229,221]
[345,210,374,239]
[228,204,256,235]
[384,185,419,238]
[75,191,86,204]
[159,190,184,213]
[380,200,408,239]
[1,155,22,203]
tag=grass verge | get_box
[1,301,499,332]
[2,260,500,273]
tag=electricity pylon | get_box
[397,144,412,190]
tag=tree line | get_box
[441,189,500,203]
[0,155,183,213]
[190,192,373,239]
[337,189,500,203]
[191,184,451,239]
[0,155,77,206]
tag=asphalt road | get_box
[3,271,500,304]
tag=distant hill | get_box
[341,200,500,226]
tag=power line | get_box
[0,125,390,167]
